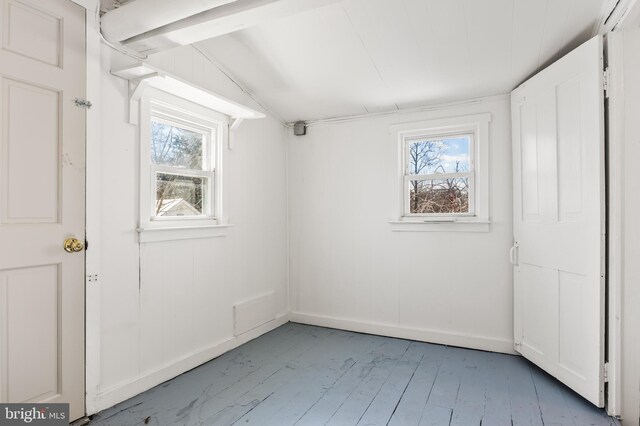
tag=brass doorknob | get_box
[63,238,84,253]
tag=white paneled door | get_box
[0,0,86,420]
[511,35,605,406]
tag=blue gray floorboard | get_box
[89,323,619,426]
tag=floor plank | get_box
[506,355,545,426]
[419,347,468,425]
[197,327,354,425]
[387,343,447,426]
[448,348,488,426]
[324,339,412,425]
[262,332,386,425]
[233,329,380,425]
[355,342,426,425]
[481,349,514,426]
[89,323,618,426]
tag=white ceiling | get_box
[194,0,606,122]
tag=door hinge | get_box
[509,242,519,266]
[603,68,610,99]
[74,98,93,109]
[604,362,610,382]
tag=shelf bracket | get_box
[230,117,244,131]
[228,118,245,149]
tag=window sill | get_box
[388,219,490,233]
[137,224,233,243]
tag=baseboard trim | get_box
[290,312,516,355]
[92,312,290,413]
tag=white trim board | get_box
[290,312,516,355]
[70,0,98,10]
[85,6,104,416]
[605,31,624,418]
[93,313,289,412]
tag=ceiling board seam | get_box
[294,93,510,127]
[508,0,516,88]
[405,0,442,77]
[191,43,286,125]
[537,0,551,69]
[340,1,399,110]
[603,0,623,26]
[556,0,573,62]
[594,0,618,34]
[460,0,478,95]
[401,2,428,69]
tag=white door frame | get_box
[602,0,640,414]
[604,31,624,419]
[69,0,102,415]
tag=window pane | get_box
[408,178,470,214]
[407,136,470,175]
[151,121,204,169]
[155,172,208,217]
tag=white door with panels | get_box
[511,35,606,407]
[0,0,86,420]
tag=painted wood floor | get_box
[90,323,618,426]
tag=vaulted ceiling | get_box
[194,0,606,122]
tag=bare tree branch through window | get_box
[405,135,472,215]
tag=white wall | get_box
[288,96,514,354]
[90,44,288,411]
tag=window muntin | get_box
[149,111,216,220]
[403,133,475,216]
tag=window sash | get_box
[404,133,474,175]
[149,110,217,221]
[150,166,215,220]
[402,133,476,217]
[150,115,213,173]
[404,176,475,217]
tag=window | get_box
[404,133,474,215]
[138,89,229,240]
[150,115,212,219]
[393,113,490,227]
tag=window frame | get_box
[402,131,476,217]
[392,113,491,226]
[138,88,229,238]
[149,109,215,221]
